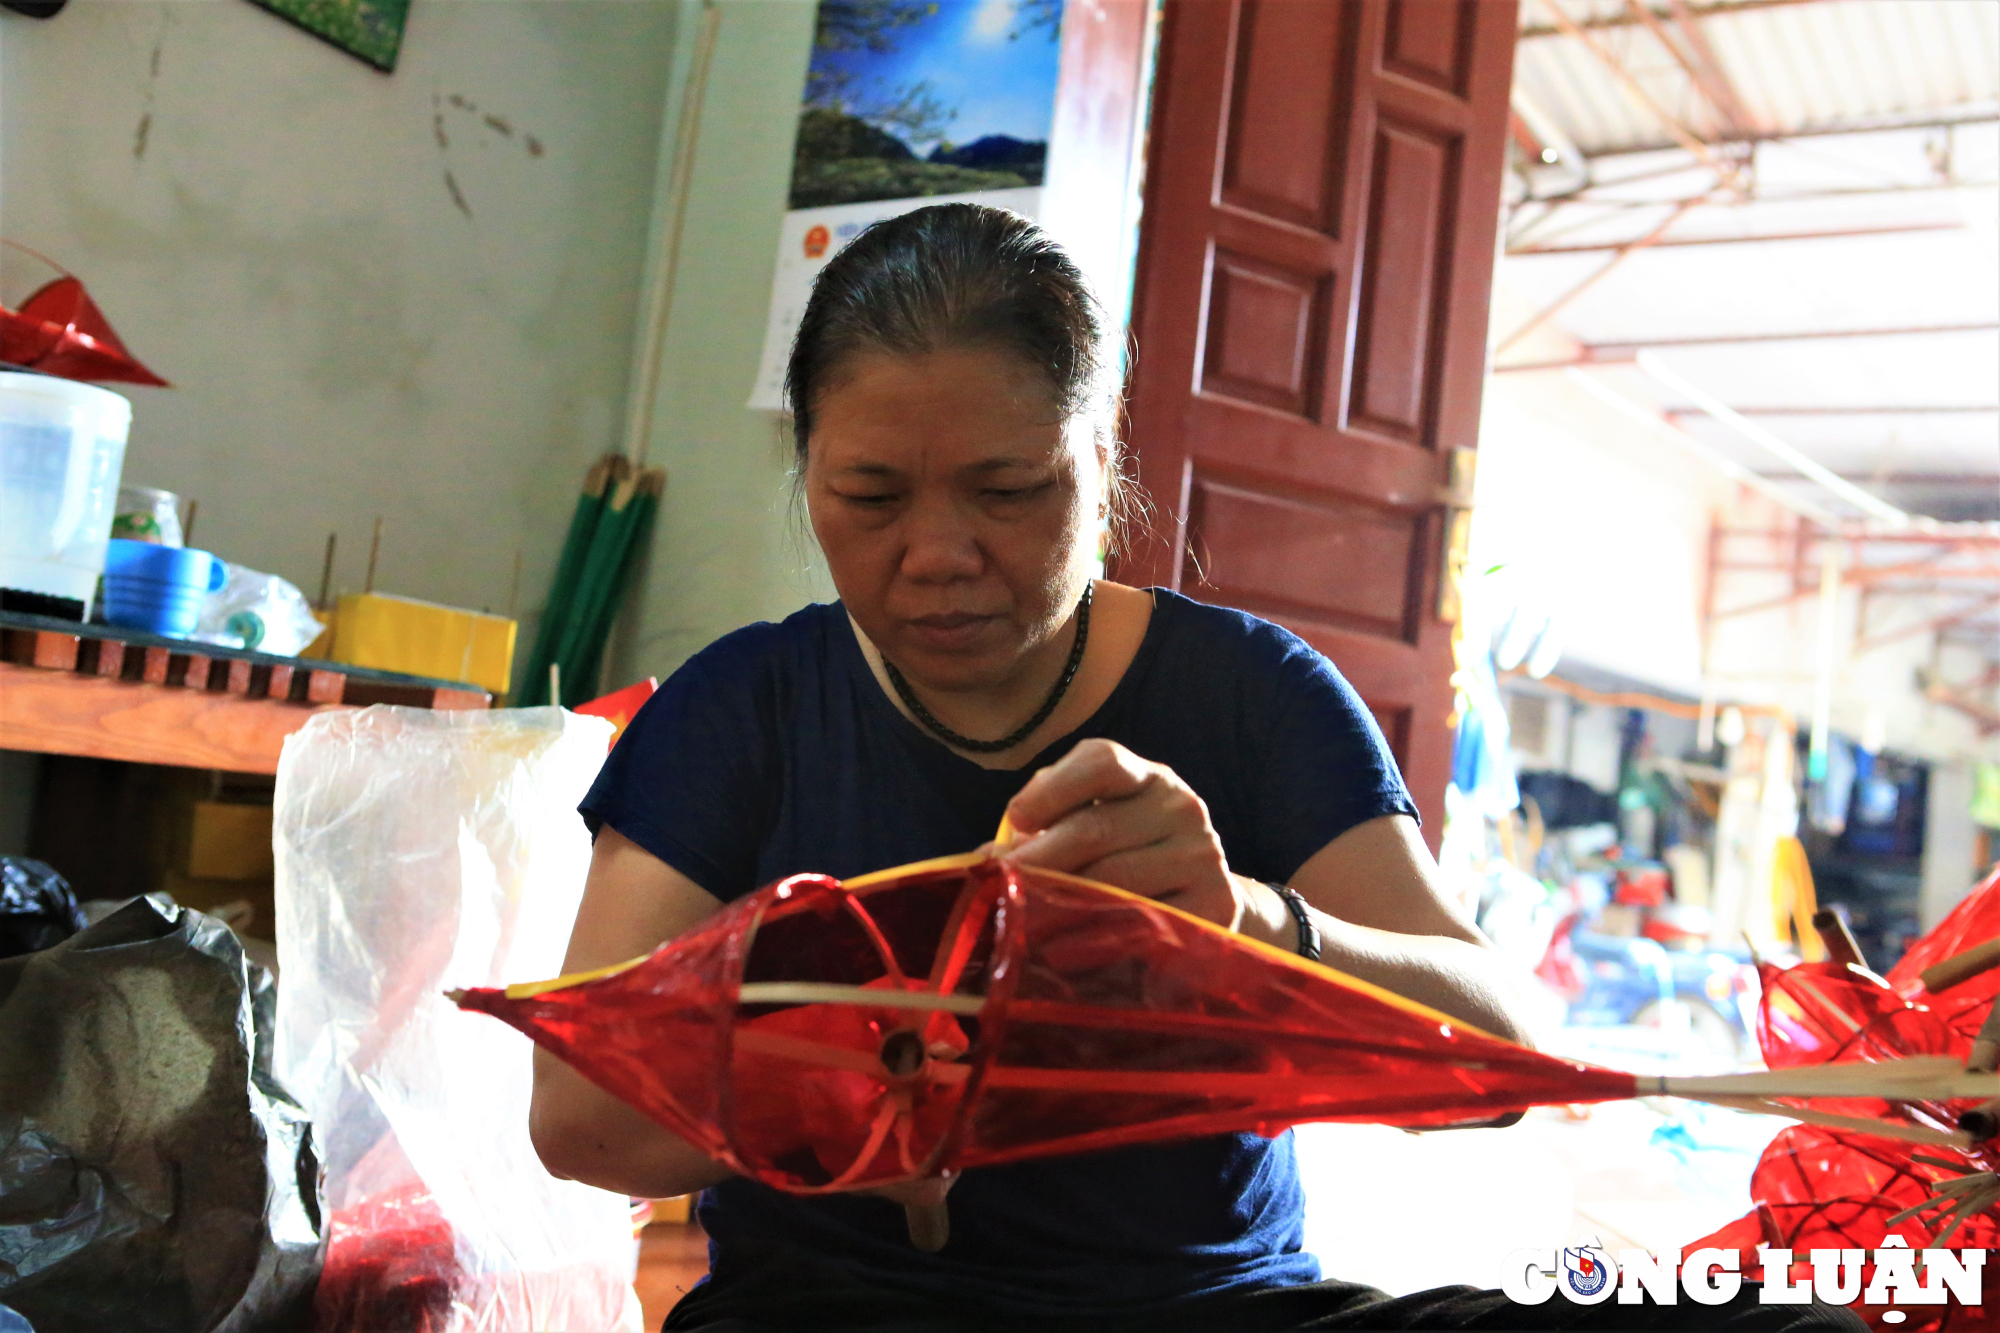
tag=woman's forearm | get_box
[1309,910,1533,1045]
[1238,877,1533,1045]
[530,1050,734,1199]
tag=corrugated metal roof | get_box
[1516,0,2000,156]
[1501,3,2000,524]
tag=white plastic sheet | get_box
[274,705,640,1333]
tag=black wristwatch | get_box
[1268,884,1321,962]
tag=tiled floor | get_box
[636,1220,711,1331]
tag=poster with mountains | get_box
[750,0,1068,408]
[790,0,1064,209]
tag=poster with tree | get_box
[749,0,1066,409]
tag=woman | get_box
[533,206,1859,1333]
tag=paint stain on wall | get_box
[430,91,547,219]
[134,36,164,160]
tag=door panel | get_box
[1219,0,1356,232]
[1183,475,1423,641]
[1119,0,1518,846]
[1201,250,1332,416]
[1383,0,1478,95]
[1349,118,1456,444]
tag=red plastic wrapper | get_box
[1692,865,2000,1332]
[456,854,1647,1194]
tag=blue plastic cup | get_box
[101,538,226,638]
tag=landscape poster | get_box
[749,0,1067,410]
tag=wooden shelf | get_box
[0,613,490,775]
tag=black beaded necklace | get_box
[884,584,1093,754]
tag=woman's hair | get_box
[784,203,1134,534]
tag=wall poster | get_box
[749,0,1066,410]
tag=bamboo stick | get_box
[736,983,984,1015]
[961,1056,2000,1107]
[365,516,383,593]
[1969,1002,2000,1075]
[317,533,337,610]
[1923,937,2000,994]
[1812,909,1866,970]
[1704,1096,1971,1149]
[730,987,1999,1111]
[1658,1055,2000,1102]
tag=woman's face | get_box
[804,345,1102,692]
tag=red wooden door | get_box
[1118,0,1519,844]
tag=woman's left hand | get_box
[998,738,1258,932]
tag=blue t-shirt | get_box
[580,589,1416,1318]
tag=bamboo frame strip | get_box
[1659,1055,2000,1101]
[737,982,985,1015]
[1703,1096,1972,1149]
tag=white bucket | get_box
[0,371,133,616]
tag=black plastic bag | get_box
[0,859,85,961]
[0,897,323,1332]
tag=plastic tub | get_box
[102,539,227,638]
[0,371,133,618]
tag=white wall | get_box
[1471,375,1735,700]
[1476,275,2000,771]
[1923,759,1982,928]
[608,0,836,687]
[0,0,678,678]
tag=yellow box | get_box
[332,592,517,694]
[185,800,274,881]
[301,607,335,661]
[162,868,276,939]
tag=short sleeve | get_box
[577,631,780,899]
[1247,642,1419,883]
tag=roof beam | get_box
[1613,321,2000,349]
[1519,0,1827,40]
[1508,219,1965,255]
[1528,0,1749,192]
[1620,0,1757,138]
[1923,674,2000,736]
[1492,200,1704,357]
[1685,406,2000,419]
[1494,322,2000,372]
[1637,351,1912,524]
[1664,0,1763,134]
[1749,471,1999,486]
[1716,527,2000,548]
[1559,107,2000,160]
[1545,178,2000,217]
[1856,594,2000,656]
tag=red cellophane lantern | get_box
[1693,866,2000,1331]
[455,854,1640,1195]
